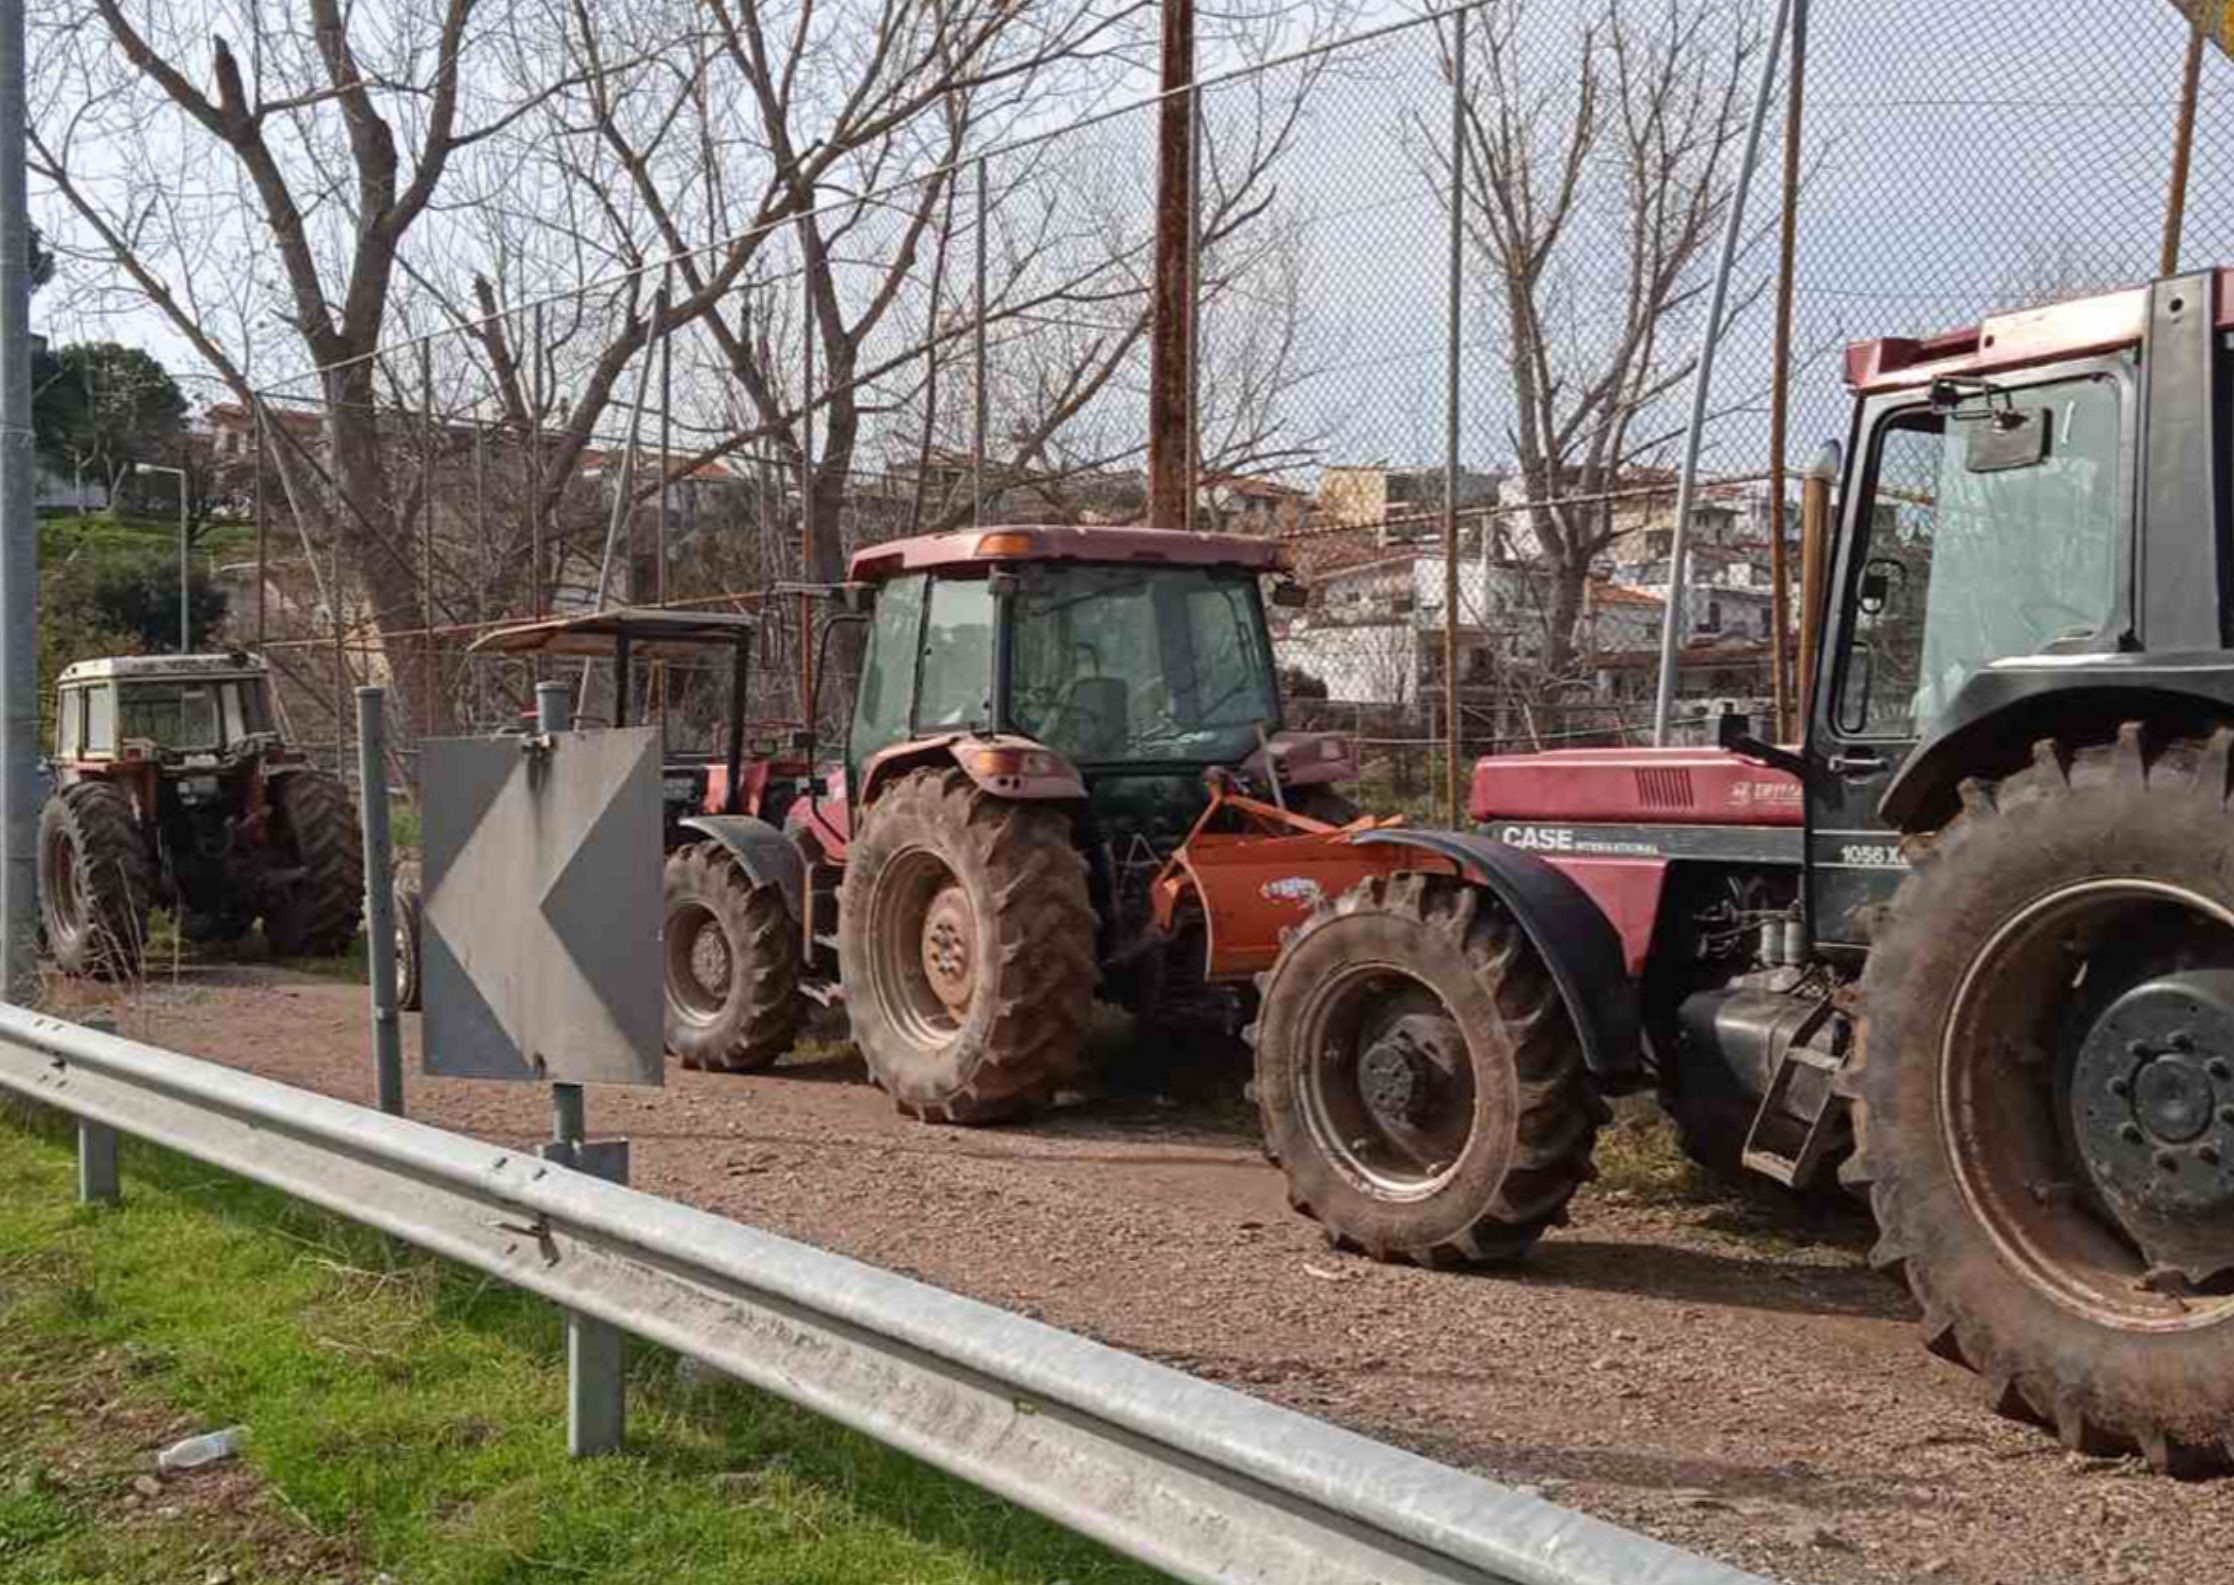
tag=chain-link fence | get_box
[168,0,2221,806]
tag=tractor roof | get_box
[469,606,757,660]
[58,653,269,686]
[848,526,1287,582]
[1844,267,2234,393]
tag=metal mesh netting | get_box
[159,0,2221,792]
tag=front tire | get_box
[1849,727,2234,1472]
[262,771,365,959]
[839,768,1093,1124]
[393,857,423,1012]
[39,782,154,978]
[663,841,804,1072]
[1249,872,1604,1264]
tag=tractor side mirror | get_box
[839,582,875,614]
[1270,578,1309,609]
[1965,407,2051,473]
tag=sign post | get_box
[419,680,661,1454]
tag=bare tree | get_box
[1440,0,1764,677]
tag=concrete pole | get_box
[1649,0,1792,745]
[1,0,35,1001]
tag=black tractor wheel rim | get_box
[1943,877,2234,1333]
[665,902,733,1024]
[1295,961,1476,1201]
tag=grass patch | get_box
[0,1109,1167,1585]
[43,512,257,567]
[1590,1105,1721,1205]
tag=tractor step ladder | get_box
[1740,1013,1848,1187]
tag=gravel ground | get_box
[72,966,2234,1585]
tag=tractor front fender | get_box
[1350,828,1646,1091]
[858,734,1086,806]
[678,815,806,926]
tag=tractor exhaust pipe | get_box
[1798,440,1840,724]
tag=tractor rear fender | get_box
[678,815,807,928]
[1350,828,1647,1091]
[1879,665,2234,830]
[857,734,1085,807]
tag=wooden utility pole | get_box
[1146,0,1195,530]
[2163,23,2205,275]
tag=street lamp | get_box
[134,462,190,654]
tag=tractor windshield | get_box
[120,682,223,750]
[1009,563,1278,764]
[117,678,271,753]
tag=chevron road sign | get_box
[420,726,664,1086]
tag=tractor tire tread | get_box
[842,769,1093,1126]
[41,781,156,978]
[264,771,364,959]
[1847,723,2234,1474]
[1250,872,1600,1267]
[664,841,804,1072]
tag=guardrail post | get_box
[546,1082,629,1456]
[76,1013,120,1204]
[357,687,404,1117]
[77,1118,119,1205]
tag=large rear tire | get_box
[663,841,804,1072]
[262,771,364,959]
[39,782,154,978]
[1848,726,2234,1473]
[839,768,1093,1124]
[1248,872,1605,1264]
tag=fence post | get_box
[974,156,989,527]
[1649,0,1793,745]
[1441,6,1468,826]
[357,687,404,1118]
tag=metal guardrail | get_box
[0,1002,1770,1585]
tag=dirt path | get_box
[85,968,2234,1585]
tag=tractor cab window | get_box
[83,686,115,754]
[916,575,996,731]
[118,682,224,752]
[851,572,924,767]
[1009,563,1278,764]
[1837,372,2124,739]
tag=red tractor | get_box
[1248,270,2234,1470]
[466,534,1416,1124]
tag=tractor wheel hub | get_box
[1357,1015,1456,1127]
[920,884,977,1014]
[2072,968,2234,1258]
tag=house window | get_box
[1645,529,1672,557]
[1701,600,1722,634]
